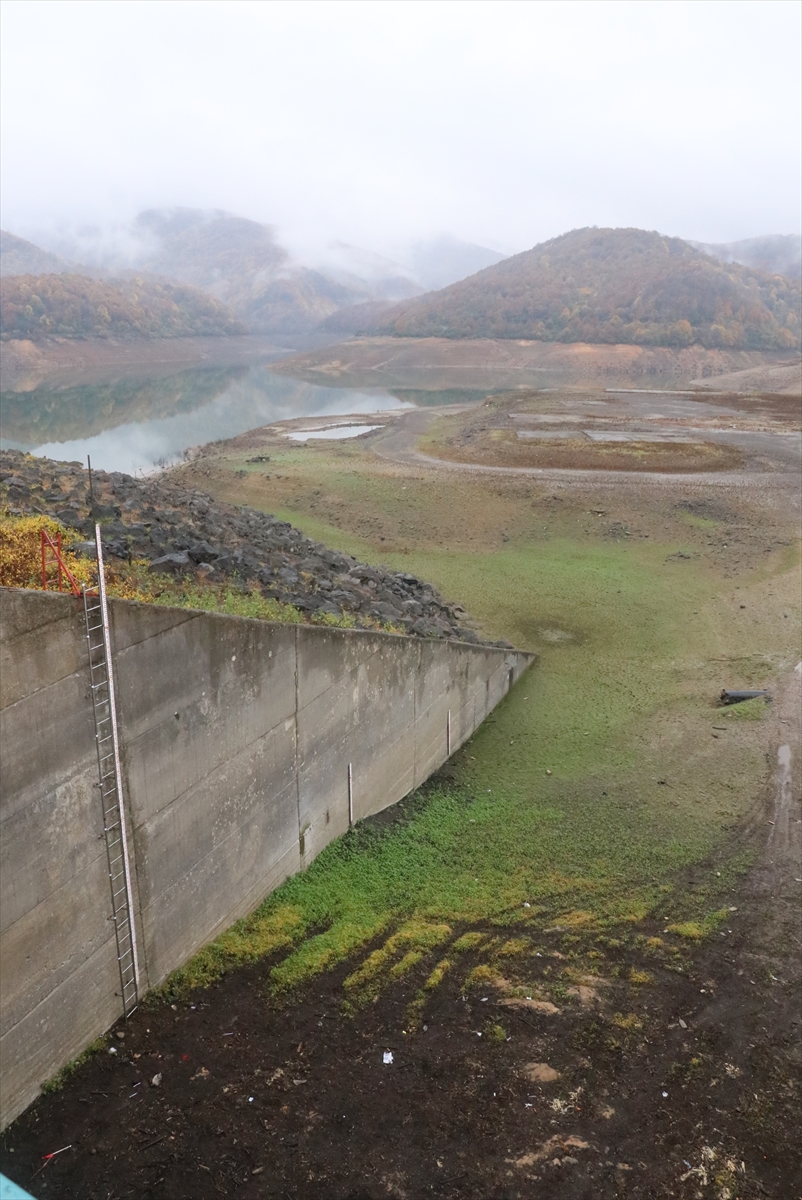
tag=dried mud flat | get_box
[377,385,801,483]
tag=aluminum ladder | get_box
[83,523,141,1018]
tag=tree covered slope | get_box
[0,273,246,340]
[377,227,800,350]
[0,231,72,277]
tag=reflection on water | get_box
[1,360,410,474]
[288,424,383,441]
[1,365,249,444]
[388,388,503,408]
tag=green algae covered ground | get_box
[163,441,799,1012]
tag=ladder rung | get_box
[86,596,138,1017]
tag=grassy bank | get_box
[161,475,797,1011]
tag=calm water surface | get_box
[0,356,420,474]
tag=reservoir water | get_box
[0,352,416,474]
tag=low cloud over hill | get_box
[691,234,801,281]
[0,231,72,278]
[375,227,801,351]
[1,212,512,337]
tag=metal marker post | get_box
[348,762,354,827]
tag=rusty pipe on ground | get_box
[719,689,772,705]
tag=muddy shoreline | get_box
[271,336,800,393]
[0,335,290,393]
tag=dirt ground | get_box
[2,382,800,1200]
[1,674,799,1200]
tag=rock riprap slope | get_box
[0,450,493,643]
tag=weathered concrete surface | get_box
[0,591,121,1133]
[0,586,532,1127]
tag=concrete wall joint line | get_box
[0,588,533,1129]
[110,606,203,653]
[122,716,297,829]
[293,624,302,858]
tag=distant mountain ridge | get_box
[691,234,801,281]
[373,227,801,351]
[5,219,798,347]
[1,212,511,336]
[132,209,365,334]
[404,236,506,291]
[0,231,72,277]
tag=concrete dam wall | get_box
[0,587,532,1128]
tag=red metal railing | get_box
[40,529,85,596]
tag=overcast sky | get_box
[1,0,800,259]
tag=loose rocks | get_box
[0,450,508,645]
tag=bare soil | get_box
[1,680,799,1200]
[419,433,744,474]
[690,362,802,397]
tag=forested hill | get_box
[376,227,801,351]
[0,231,71,277]
[0,274,247,341]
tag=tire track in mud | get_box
[370,405,801,492]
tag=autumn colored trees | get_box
[377,228,801,351]
[0,274,246,340]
